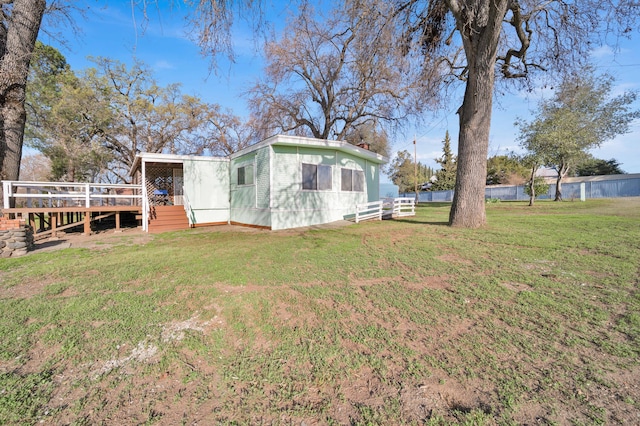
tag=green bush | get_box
[524,176,550,199]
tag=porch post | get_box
[141,159,148,232]
[83,212,91,235]
[3,181,10,209]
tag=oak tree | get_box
[517,71,639,201]
[190,104,258,156]
[0,0,46,191]
[26,43,113,182]
[248,2,429,144]
[386,0,639,226]
[486,155,527,186]
[85,58,208,182]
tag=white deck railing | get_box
[354,197,416,223]
[2,180,143,209]
[393,197,416,217]
[355,200,383,223]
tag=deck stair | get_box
[148,205,190,233]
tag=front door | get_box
[173,168,184,205]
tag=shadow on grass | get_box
[390,218,450,226]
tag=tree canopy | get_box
[248,2,428,145]
[517,70,639,200]
[486,155,528,186]
[387,150,433,194]
[575,158,625,176]
[26,42,114,182]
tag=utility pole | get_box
[413,137,418,200]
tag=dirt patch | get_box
[30,226,153,253]
[437,252,473,265]
[0,276,58,299]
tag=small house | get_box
[130,134,387,232]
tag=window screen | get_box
[303,163,332,190]
[353,170,365,192]
[237,164,254,185]
[341,168,352,191]
[302,164,317,190]
[341,168,365,192]
[318,165,332,190]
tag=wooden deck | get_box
[2,206,143,237]
[2,180,145,237]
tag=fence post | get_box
[2,181,10,208]
[85,183,91,208]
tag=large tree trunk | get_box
[448,1,507,228]
[554,161,570,201]
[554,174,562,201]
[528,166,536,206]
[0,0,46,203]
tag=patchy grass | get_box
[1,198,639,424]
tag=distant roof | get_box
[535,167,559,178]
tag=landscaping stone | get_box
[0,218,34,257]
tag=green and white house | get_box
[131,135,387,231]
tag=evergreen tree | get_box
[575,158,625,176]
[431,131,457,191]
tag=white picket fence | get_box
[355,197,415,223]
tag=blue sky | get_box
[38,1,640,177]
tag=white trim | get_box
[231,134,387,164]
[141,158,148,231]
[130,152,229,177]
[269,145,273,209]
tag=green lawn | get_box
[1,199,639,425]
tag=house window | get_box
[237,164,254,186]
[341,168,365,192]
[302,163,332,190]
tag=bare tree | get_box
[19,152,51,181]
[248,2,430,143]
[190,104,257,156]
[387,0,639,227]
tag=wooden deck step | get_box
[148,205,189,233]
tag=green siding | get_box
[256,146,270,209]
[230,149,271,227]
[268,146,372,230]
[230,153,256,209]
[366,161,380,201]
